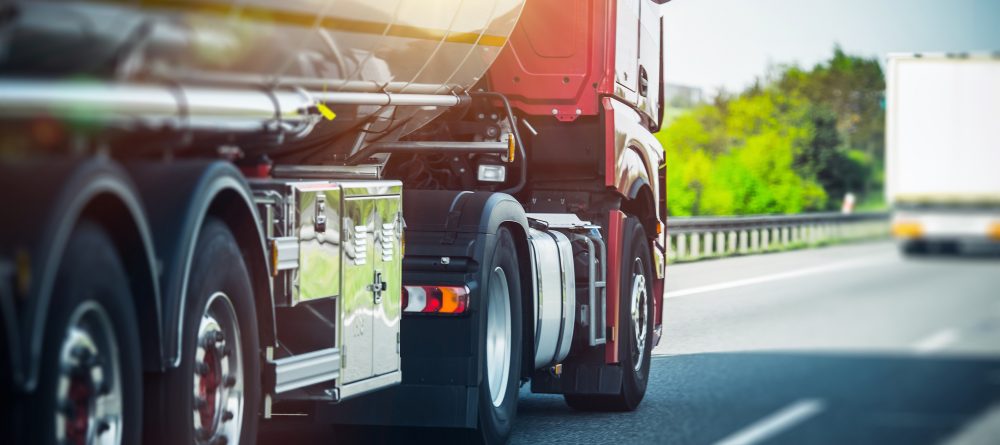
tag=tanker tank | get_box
[0,0,525,163]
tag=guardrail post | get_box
[677,233,687,260]
[727,231,737,254]
[690,232,701,260]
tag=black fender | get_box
[0,157,161,392]
[125,160,275,368]
[318,190,530,429]
[402,190,528,236]
[405,189,533,373]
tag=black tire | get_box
[901,240,928,256]
[471,227,523,445]
[565,216,653,412]
[28,222,143,445]
[151,218,260,445]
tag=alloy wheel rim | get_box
[630,258,648,372]
[486,266,512,408]
[55,301,123,445]
[192,292,244,445]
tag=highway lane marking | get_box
[713,399,825,445]
[665,257,889,299]
[913,328,959,353]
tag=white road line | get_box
[665,257,888,299]
[913,328,958,353]
[714,399,825,445]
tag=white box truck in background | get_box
[886,53,1000,254]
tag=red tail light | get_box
[402,285,469,315]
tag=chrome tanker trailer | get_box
[0,1,669,444]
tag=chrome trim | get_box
[272,347,341,394]
[337,371,402,401]
[0,80,465,130]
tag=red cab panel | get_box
[488,0,615,121]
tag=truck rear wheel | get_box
[472,227,523,445]
[154,218,260,445]
[565,216,653,411]
[29,222,143,445]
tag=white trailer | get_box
[885,53,1000,253]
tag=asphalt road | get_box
[260,240,1000,444]
[510,241,1000,444]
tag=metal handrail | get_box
[667,212,889,234]
[664,212,891,263]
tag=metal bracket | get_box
[369,270,387,304]
[315,193,327,233]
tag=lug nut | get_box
[223,375,237,388]
[196,427,212,441]
[222,410,234,422]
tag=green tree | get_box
[658,47,884,216]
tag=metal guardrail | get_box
[666,212,890,263]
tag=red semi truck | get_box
[0,1,668,444]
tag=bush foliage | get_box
[657,47,884,216]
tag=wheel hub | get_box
[630,258,648,372]
[192,293,243,445]
[56,302,123,445]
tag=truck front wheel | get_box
[473,227,523,445]
[565,216,653,411]
[154,218,260,445]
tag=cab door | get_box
[615,0,640,105]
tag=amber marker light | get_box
[891,221,924,239]
[507,133,516,162]
[987,222,1000,241]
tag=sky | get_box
[660,0,1000,95]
